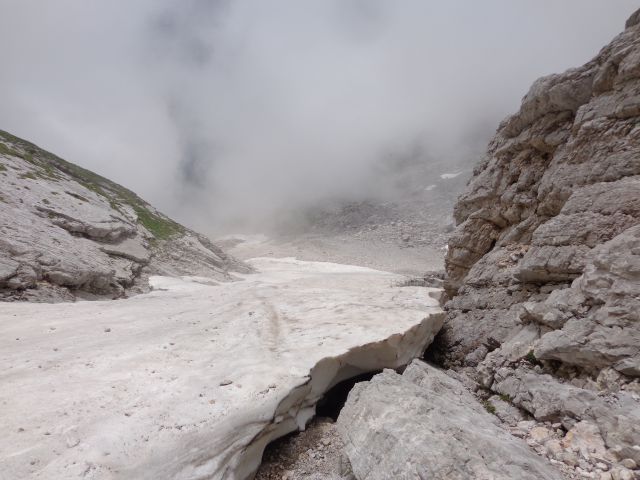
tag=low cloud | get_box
[0,0,636,232]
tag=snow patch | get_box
[0,257,443,480]
[440,171,464,179]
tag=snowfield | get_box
[439,171,464,180]
[0,257,443,480]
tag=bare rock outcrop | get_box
[434,7,640,472]
[0,129,249,302]
[337,360,563,480]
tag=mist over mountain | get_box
[0,0,637,233]
[2,3,640,479]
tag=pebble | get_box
[578,459,592,471]
[576,467,595,478]
[530,426,553,443]
[545,439,563,457]
[562,452,579,467]
[508,414,640,480]
[219,380,233,386]
[104,327,111,333]
[611,467,634,480]
[619,458,636,469]
[517,420,536,431]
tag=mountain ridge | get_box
[0,129,250,302]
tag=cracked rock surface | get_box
[429,8,640,478]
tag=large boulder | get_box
[337,360,563,480]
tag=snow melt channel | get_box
[0,257,443,480]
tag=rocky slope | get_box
[437,8,640,475]
[297,159,468,252]
[335,9,640,480]
[0,129,249,302]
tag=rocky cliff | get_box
[439,6,640,470]
[0,129,250,302]
[335,9,640,480]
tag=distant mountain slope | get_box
[0,129,250,302]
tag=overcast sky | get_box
[0,1,637,232]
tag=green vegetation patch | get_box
[132,205,184,240]
[482,400,497,415]
[0,163,6,172]
[19,172,38,181]
[0,142,22,158]
[0,137,62,182]
[524,350,542,366]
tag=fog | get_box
[0,1,636,233]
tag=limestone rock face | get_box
[533,226,640,376]
[438,7,640,466]
[0,129,249,302]
[337,360,563,480]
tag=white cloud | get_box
[0,0,636,232]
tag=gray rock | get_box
[443,13,640,362]
[487,395,527,425]
[533,226,640,375]
[0,129,249,302]
[0,257,19,283]
[337,360,563,480]
[492,367,640,462]
[437,10,640,469]
[627,8,640,28]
